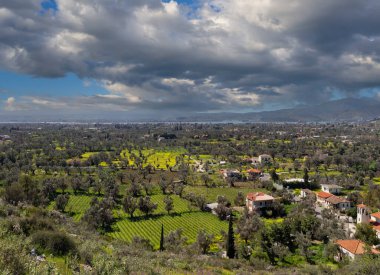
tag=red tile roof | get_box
[246,192,274,202]
[326,195,348,205]
[357,204,367,208]
[371,212,380,219]
[336,239,380,255]
[370,221,380,231]
[317,191,333,199]
[247,168,261,174]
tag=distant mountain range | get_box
[175,98,380,123]
[1,98,379,123]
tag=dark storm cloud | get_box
[1,0,380,114]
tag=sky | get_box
[1,0,380,120]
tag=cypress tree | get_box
[226,214,235,258]
[159,224,164,251]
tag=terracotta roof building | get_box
[336,239,380,260]
[246,192,274,212]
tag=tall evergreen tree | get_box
[159,224,165,251]
[226,214,235,258]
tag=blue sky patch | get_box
[0,71,106,99]
[41,0,58,12]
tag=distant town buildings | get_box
[0,135,10,141]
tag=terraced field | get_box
[109,212,228,247]
[49,195,93,222]
[52,192,227,247]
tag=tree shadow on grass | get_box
[113,211,198,222]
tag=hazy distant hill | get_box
[1,98,379,123]
[176,98,380,122]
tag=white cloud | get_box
[162,78,195,86]
[102,81,142,103]
[1,0,380,114]
[4,97,15,111]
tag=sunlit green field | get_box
[109,212,228,247]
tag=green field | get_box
[184,186,266,203]
[49,195,92,222]
[120,148,187,169]
[109,212,228,247]
[49,192,227,247]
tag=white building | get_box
[357,204,380,239]
[258,154,272,164]
[325,196,350,210]
[321,184,342,195]
[357,204,371,224]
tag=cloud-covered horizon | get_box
[1,0,380,117]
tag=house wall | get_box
[321,186,341,194]
[357,207,370,224]
[339,202,350,210]
[253,200,273,208]
[246,199,273,211]
[340,247,355,260]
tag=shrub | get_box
[31,230,77,256]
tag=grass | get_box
[50,192,227,248]
[49,195,92,222]
[50,193,191,222]
[120,148,187,170]
[109,211,228,247]
[81,152,99,160]
[184,186,266,203]
[279,244,338,268]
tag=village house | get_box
[357,204,380,238]
[321,184,342,195]
[316,191,351,211]
[251,157,260,165]
[246,192,274,212]
[325,195,351,211]
[246,168,262,180]
[370,212,380,239]
[316,191,333,204]
[335,239,380,260]
[258,154,272,164]
[220,169,242,180]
